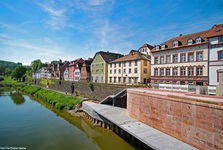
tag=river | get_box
[0,88,138,150]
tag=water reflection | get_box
[9,92,25,105]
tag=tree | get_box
[11,65,27,80]
[31,59,43,71]
[51,60,59,65]
[5,68,12,76]
[0,65,5,76]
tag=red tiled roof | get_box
[139,43,154,50]
[151,30,208,52]
[207,24,223,38]
[110,50,150,63]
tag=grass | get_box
[19,85,81,110]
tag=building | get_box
[74,62,84,81]
[91,51,123,83]
[108,50,151,84]
[67,58,84,81]
[207,24,223,86]
[32,66,52,79]
[63,68,69,81]
[151,30,209,85]
[138,43,154,57]
[80,59,92,82]
[51,60,69,80]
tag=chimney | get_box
[179,34,182,36]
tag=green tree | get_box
[51,60,59,64]
[11,65,27,80]
[31,59,43,71]
[0,65,5,75]
[5,68,12,76]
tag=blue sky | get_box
[0,0,223,65]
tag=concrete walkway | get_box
[83,101,197,150]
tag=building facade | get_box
[91,51,123,83]
[74,62,83,81]
[151,30,209,85]
[207,24,223,85]
[108,50,151,84]
[80,59,92,82]
[63,68,69,81]
[67,58,84,81]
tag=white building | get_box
[63,68,69,81]
[74,63,83,81]
[207,24,223,85]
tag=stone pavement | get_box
[82,101,197,150]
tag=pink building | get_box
[68,58,84,81]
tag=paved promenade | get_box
[83,101,197,150]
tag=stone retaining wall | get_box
[35,79,129,101]
[127,88,223,150]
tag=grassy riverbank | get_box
[16,85,81,110]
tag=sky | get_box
[0,0,223,65]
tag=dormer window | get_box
[196,37,202,44]
[173,41,178,47]
[156,45,160,50]
[161,44,166,50]
[188,39,193,45]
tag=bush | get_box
[0,76,4,81]
[21,85,41,95]
[40,79,54,86]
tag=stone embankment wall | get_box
[35,79,128,101]
[127,88,223,150]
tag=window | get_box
[129,61,132,66]
[166,55,170,63]
[156,45,159,50]
[155,69,158,76]
[180,68,185,76]
[160,69,164,76]
[114,69,116,74]
[144,68,147,74]
[118,69,121,74]
[188,53,194,62]
[154,80,158,84]
[114,77,116,83]
[110,70,112,74]
[218,51,223,60]
[119,62,121,67]
[123,77,126,83]
[160,80,163,84]
[220,36,223,43]
[166,81,170,84]
[144,60,147,66]
[109,77,112,82]
[134,68,138,74]
[129,69,131,74]
[188,68,194,76]
[109,64,112,68]
[155,57,158,64]
[101,76,103,82]
[180,53,186,62]
[196,37,201,44]
[114,63,116,68]
[166,68,170,76]
[135,60,137,66]
[160,56,164,64]
[180,81,185,85]
[123,62,126,67]
[173,81,177,84]
[188,81,194,85]
[197,67,203,76]
[123,69,126,74]
[173,55,178,63]
[173,68,178,76]
[197,52,203,61]
[188,39,193,45]
[173,41,178,47]
[118,77,121,83]
[161,44,165,49]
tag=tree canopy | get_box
[11,65,27,80]
[30,59,43,71]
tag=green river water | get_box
[0,88,139,150]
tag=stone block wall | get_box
[35,79,128,101]
[127,89,223,150]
